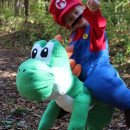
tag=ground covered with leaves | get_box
[0,33,130,130]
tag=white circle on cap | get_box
[55,0,67,9]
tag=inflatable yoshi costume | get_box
[16,35,114,130]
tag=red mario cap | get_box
[49,0,83,26]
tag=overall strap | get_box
[68,30,76,45]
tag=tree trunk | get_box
[8,0,10,8]
[2,0,4,5]
[1,0,4,10]
[0,1,1,14]
[14,0,19,16]
[4,0,6,8]
[24,0,29,20]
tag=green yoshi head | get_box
[16,38,71,102]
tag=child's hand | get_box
[87,0,100,12]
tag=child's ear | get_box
[54,34,63,45]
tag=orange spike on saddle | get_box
[66,46,82,77]
[65,45,74,58]
[71,64,82,77]
[54,34,63,45]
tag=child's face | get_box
[64,5,88,29]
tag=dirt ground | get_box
[0,45,130,130]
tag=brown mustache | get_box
[71,14,82,27]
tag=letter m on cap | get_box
[55,0,66,9]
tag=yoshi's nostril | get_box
[23,69,26,72]
[19,69,20,72]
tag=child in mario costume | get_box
[49,0,130,127]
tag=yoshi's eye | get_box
[31,41,54,64]
[41,47,48,57]
[32,48,38,58]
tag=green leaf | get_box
[2,120,13,125]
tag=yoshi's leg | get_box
[38,100,61,130]
[86,100,114,130]
[68,92,91,130]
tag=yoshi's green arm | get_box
[38,100,61,130]
[68,90,91,130]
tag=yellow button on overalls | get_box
[83,34,88,39]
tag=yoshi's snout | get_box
[16,59,54,101]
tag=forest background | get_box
[0,0,130,67]
[0,0,130,129]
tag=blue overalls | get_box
[69,25,130,111]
